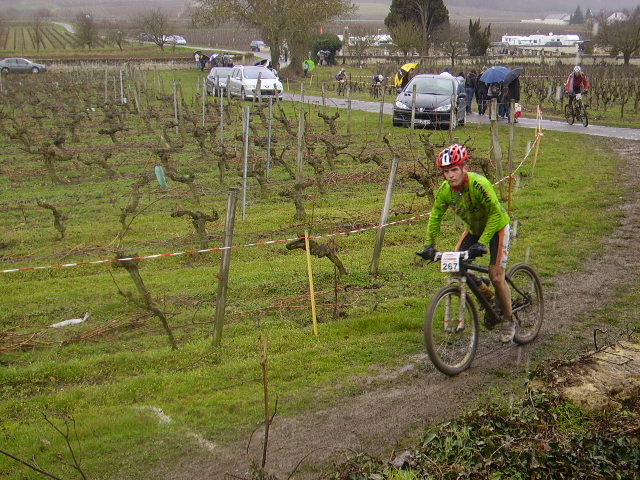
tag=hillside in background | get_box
[356,0,640,21]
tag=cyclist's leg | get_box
[455,230,475,251]
[487,225,511,318]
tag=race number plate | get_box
[440,251,460,273]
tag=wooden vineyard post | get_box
[410,83,417,132]
[219,86,225,146]
[173,80,179,135]
[260,333,270,467]
[266,97,273,180]
[212,189,238,347]
[507,99,515,216]
[532,105,543,177]
[370,156,399,276]
[304,230,319,336]
[119,68,124,104]
[202,78,206,127]
[241,106,250,221]
[346,83,352,137]
[490,98,505,200]
[377,84,386,141]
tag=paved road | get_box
[284,93,640,141]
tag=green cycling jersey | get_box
[425,172,510,246]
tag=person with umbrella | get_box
[394,62,418,89]
[501,67,523,121]
[479,66,510,118]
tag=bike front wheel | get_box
[581,105,589,127]
[424,285,479,376]
[508,263,544,344]
[564,104,575,125]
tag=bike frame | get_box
[443,258,531,327]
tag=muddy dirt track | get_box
[157,130,640,480]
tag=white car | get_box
[227,66,283,100]
[206,66,234,96]
[163,35,187,45]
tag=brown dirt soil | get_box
[157,137,640,480]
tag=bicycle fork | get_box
[445,275,468,333]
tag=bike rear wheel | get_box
[564,104,575,125]
[507,263,544,344]
[424,285,479,376]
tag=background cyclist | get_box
[417,144,515,343]
[565,65,589,108]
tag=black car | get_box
[392,74,466,129]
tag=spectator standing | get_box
[476,69,488,115]
[465,70,477,114]
[200,54,209,72]
[194,51,201,70]
[503,76,521,121]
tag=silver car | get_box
[205,67,233,96]
[0,57,47,74]
[227,66,283,100]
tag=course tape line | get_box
[1,118,542,275]
[0,212,434,274]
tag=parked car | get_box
[0,57,47,74]
[227,65,283,100]
[392,73,466,129]
[163,35,187,45]
[206,66,234,96]
[250,40,265,52]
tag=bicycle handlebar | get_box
[433,251,471,262]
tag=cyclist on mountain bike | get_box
[417,144,515,343]
[565,65,589,107]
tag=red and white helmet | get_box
[437,144,470,169]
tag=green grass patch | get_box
[0,67,629,478]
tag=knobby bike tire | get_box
[424,285,479,376]
[581,105,589,127]
[507,263,544,345]
[564,104,575,125]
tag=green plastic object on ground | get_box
[155,165,168,189]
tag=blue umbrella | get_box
[479,66,511,84]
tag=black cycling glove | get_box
[467,243,487,259]
[416,245,436,261]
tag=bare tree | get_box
[106,27,125,51]
[74,11,99,50]
[434,23,467,69]
[389,20,422,59]
[194,0,354,75]
[32,14,45,53]
[134,8,170,51]
[594,8,640,65]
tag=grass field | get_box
[0,65,634,479]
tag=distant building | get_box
[501,33,580,47]
[522,13,570,25]
[607,12,629,23]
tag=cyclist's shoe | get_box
[499,317,515,344]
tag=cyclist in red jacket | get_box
[565,66,589,107]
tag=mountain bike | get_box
[564,92,589,127]
[422,250,544,376]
